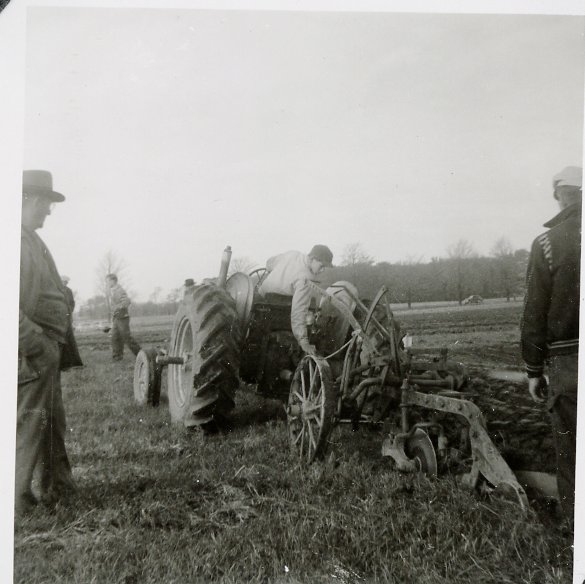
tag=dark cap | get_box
[23,170,65,202]
[308,244,333,267]
[184,278,195,287]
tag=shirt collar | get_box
[543,201,581,229]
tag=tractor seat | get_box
[250,293,294,333]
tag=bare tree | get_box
[401,255,424,309]
[447,239,476,305]
[447,239,476,260]
[491,237,515,301]
[95,251,129,317]
[229,256,258,276]
[491,236,514,258]
[149,286,163,303]
[166,288,181,303]
[341,242,374,266]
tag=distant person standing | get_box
[17,170,82,517]
[60,275,83,369]
[61,275,75,314]
[106,273,141,361]
[182,278,196,299]
[521,165,581,527]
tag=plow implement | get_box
[285,282,533,508]
[133,246,551,508]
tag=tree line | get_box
[322,249,529,307]
[77,239,529,319]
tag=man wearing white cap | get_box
[521,165,581,527]
[18,170,82,517]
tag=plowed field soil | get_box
[398,301,554,472]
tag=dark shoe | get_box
[41,480,77,507]
[15,492,38,518]
[200,414,232,436]
[200,419,220,436]
[112,356,123,362]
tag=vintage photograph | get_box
[6,1,585,582]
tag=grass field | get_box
[14,302,575,583]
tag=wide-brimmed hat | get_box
[308,244,333,267]
[22,170,65,202]
[552,166,582,189]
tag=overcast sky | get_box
[20,7,584,303]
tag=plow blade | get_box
[405,389,529,509]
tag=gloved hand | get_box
[299,339,317,356]
[528,375,548,403]
[103,326,111,334]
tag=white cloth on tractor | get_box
[258,250,319,344]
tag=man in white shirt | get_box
[258,245,333,355]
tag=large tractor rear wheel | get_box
[167,284,241,428]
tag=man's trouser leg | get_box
[118,316,141,356]
[111,318,124,359]
[15,338,61,513]
[548,353,578,524]
[38,343,75,501]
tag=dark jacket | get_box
[521,202,581,377]
[64,285,75,313]
[19,227,83,373]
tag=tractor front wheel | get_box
[133,348,162,407]
[287,355,336,463]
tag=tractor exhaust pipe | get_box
[217,245,232,289]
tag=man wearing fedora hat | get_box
[521,165,582,528]
[258,245,334,355]
[17,170,82,516]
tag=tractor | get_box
[133,246,530,507]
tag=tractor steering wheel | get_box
[249,267,269,291]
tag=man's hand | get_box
[528,375,548,403]
[103,326,111,334]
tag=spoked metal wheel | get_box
[405,428,438,476]
[287,355,336,463]
[363,286,403,376]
